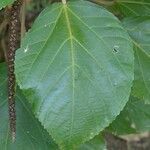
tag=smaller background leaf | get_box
[127,97,150,131]
[108,96,150,134]
[107,109,136,135]
[122,17,150,104]
[0,0,15,10]
[109,0,150,17]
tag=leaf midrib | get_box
[64,5,75,144]
[67,6,130,79]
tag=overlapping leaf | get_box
[0,63,58,150]
[110,0,150,17]
[122,17,150,103]
[108,107,136,135]
[109,96,150,133]
[15,1,134,149]
[126,97,150,131]
[0,0,15,10]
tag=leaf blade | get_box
[15,1,134,148]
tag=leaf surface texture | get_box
[15,1,134,148]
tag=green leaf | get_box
[110,0,150,17]
[108,96,150,133]
[122,17,150,103]
[77,135,106,150]
[125,97,150,131]
[0,0,15,10]
[108,109,136,135]
[0,63,58,149]
[15,1,134,148]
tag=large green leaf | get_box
[0,63,58,149]
[15,1,134,149]
[122,17,150,103]
[110,0,150,17]
[0,0,15,10]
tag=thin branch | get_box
[7,0,22,142]
[21,0,26,39]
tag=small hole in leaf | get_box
[113,45,119,53]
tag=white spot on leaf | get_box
[113,82,117,86]
[24,46,29,53]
